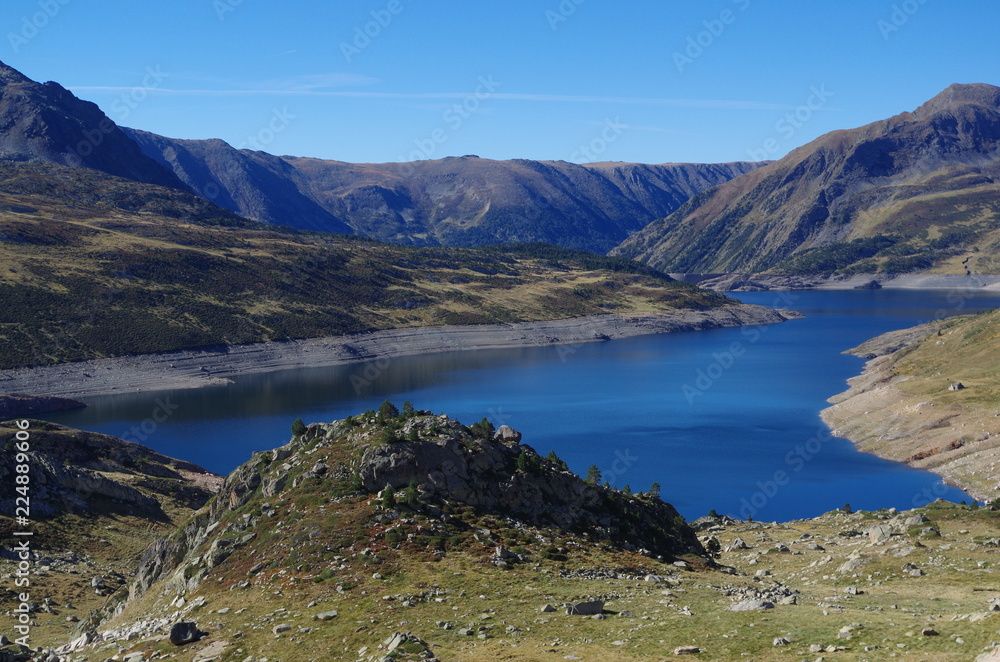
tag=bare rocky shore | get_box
[822,323,1000,503]
[679,273,1000,292]
[0,304,799,400]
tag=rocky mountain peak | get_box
[0,60,183,188]
[913,82,1000,119]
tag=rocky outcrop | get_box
[0,421,220,519]
[127,412,704,611]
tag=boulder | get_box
[314,610,338,621]
[494,425,522,444]
[673,646,700,655]
[566,600,604,616]
[168,621,204,646]
[728,599,774,612]
[868,524,892,543]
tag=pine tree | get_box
[403,401,415,417]
[381,485,396,509]
[647,482,661,499]
[585,465,602,485]
[377,400,399,422]
[291,418,307,436]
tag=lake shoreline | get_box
[0,304,799,401]
[820,321,998,504]
[676,273,1000,292]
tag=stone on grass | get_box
[169,621,204,646]
[728,599,774,612]
[566,600,604,616]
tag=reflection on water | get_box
[46,289,1000,520]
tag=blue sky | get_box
[6,0,999,165]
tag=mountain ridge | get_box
[614,82,1000,275]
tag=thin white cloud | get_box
[65,86,812,110]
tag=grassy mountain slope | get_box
[0,161,729,370]
[614,83,1000,275]
[824,308,1000,501]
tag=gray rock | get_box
[868,524,893,543]
[673,646,700,655]
[728,599,775,612]
[493,425,522,444]
[169,621,204,646]
[773,637,790,646]
[540,604,557,613]
[315,610,338,621]
[272,623,291,634]
[566,600,605,616]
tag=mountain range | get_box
[4,59,1000,277]
[615,83,1000,276]
[0,60,760,253]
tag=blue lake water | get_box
[45,289,1000,521]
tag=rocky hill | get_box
[0,61,181,190]
[614,83,1000,276]
[16,412,1000,662]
